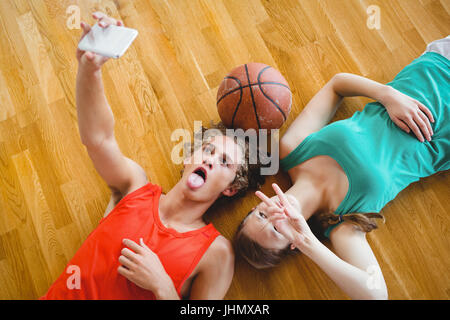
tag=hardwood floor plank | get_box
[0,0,448,299]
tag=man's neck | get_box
[158,181,217,230]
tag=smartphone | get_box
[78,22,138,59]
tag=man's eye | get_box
[204,146,213,154]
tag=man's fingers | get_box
[98,19,116,28]
[79,21,91,37]
[84,51,95,61]
[123,238,143,254]
[118,265,133,278]
[139,238,152,252]
[121,247,139,262]
[119,255,136,269]
[92,11,107,19]
[92,11,121,28]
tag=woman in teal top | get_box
[234,37,449,299]
[282,50,449,238]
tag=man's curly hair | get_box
[181,121,266,202]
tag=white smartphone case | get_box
[78,22,138,59]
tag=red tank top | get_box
[40,182,220,299]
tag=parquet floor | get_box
[0,0,449,299]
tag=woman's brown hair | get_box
[233,210,295,269]
[234,210,385,269]
[315,211,385,233]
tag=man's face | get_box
[182,135,245,202]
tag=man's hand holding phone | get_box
[76,12,124,71]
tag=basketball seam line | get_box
[244,64,261,130]
[257,66,287,121]
[227,76,243,128]
[217,81,290,105]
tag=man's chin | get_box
[182,180,224,202]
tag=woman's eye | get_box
[273,225,278,232]
[259,211,266,219]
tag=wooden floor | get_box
[0,0,449,300]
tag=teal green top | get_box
[280,52,450,238]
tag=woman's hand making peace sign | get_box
[255,183,320,255]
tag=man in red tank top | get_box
[40,12,263,300]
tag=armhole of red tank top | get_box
[176,228,221,298]
[99,182,156,224]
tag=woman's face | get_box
[241,193,301,251]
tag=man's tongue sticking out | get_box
[187,171,205,189]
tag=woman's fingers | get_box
[417,101,434,123]
[413,113,431,141]
[392,117,410,133]
[268,212,286,223]
[271,183,289,208]
[406,116,425,142]
[255,190,276,208]
[266,206,283,215]
[274,198,282,208]
[417,110,433,138]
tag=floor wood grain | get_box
[0,0,449,299]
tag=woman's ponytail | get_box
[316,211,385,233]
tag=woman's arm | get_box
[280,75,342,158]
[333,73,434,142]
[310,223,388,300]
[266,184,388,300]
[332,72,388,101]
[280,73,434,158]
[281,73,389,158]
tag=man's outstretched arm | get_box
[76,12,148,196]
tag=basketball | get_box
[217,63,292,131]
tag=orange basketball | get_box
[217,63,292,131]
